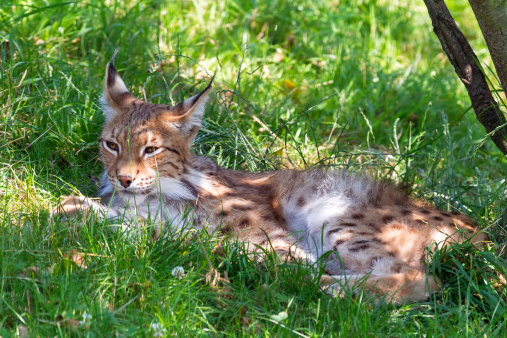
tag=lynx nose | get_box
[118,175,132,188]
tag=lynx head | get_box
[98,56,213,197]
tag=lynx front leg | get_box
[53,195,121,224]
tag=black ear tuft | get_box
[165,75,214,139]
[106,48,121,88]
[189,74,215,107]
[107,63,119,88]
[100,48,137,120]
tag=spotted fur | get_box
[57,58,487,303]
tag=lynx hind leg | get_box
[320,260,441,303]
[405,205,489,249]
[439,212,488,248]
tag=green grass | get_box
[1,0,506,336]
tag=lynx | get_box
[58,56,487,303]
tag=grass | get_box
[1,0,506,336]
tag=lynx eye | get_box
[105,141,119,151]
[144,146,158,154]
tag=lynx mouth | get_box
[118,187,153,195]
[107,176,155,195]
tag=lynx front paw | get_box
[53,196,91,220]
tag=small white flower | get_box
[171,266,185,280]
[58,27,64,34]
[270,311,288,322]
[151,322,166,337]
[79,312,93,325]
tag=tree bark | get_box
[423,0,507,155]
[468,0,507,95]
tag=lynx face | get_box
[98,56,212,198]
[99,108,186,196]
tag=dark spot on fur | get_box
[220,225,231,235]
[440,211,451,217]
[351,213,365,220]
[451,211,461,215]
[349,244,370,252]
[333,240,345,251]
[432,216,444,221]
[340,222,357,227]
[328,228,342,235]
[353,240,370,245]
[261,214,276,223]
[218,210,229,217]
[181,179,198,197]
[168,162,180,171]
[415,219,426,225]
[392,263,403,273]
[382,215,394,224]
[358,232,371,236]
[266,190,287,227]
[400,209,411,216]
[366,222,378,229]
[420,209,430,214]
[297,197,306,207]
[370,257,382,267]
[238,218,249,228]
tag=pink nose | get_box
[118,175,132,188]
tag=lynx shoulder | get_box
[57,57,487,303]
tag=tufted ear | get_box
[99,50,137,121]
[166,76,214,139]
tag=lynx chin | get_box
[57,55,487,303]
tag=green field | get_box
[1,0,506,336]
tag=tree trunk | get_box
[423,0,507,155]
[468,0,507,95]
